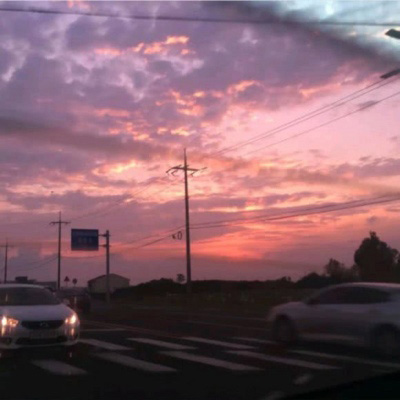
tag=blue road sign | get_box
[71,229,99,251]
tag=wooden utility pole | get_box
[100,230,111,304]
[0,240,12,283]
[167,149,205,294]
[50,212,70,289]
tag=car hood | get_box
[278,301,302,309]
[268,301,303,318]
[0,304,72,321]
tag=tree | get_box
[296,272,331,288]
[324,258,357,282]
[176,274,185,284]
[64,276,70,287]
[72,278,77,287]
[354,231,399,282]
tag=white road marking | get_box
[32,360,87,376]
[80,338,130,351]
[291,350,400,369]
[161,351,261,371]
[293,373,313,385]
[228,351,338,370]
[232,337,274,345]
[186,320,267,332]
[94,352,176,373]
[127,338,195,350]
[182,337,255,349]
[261,391,285,400]
[81,328,126,332]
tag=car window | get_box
[340,287,390,304]
[310,287,348,305]
[0,287,61,306]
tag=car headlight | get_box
[1,316,19,328]
[65,313,79,326]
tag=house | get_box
[87,273,130,294]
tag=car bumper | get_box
[0,325,80,349]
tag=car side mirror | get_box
[63,299,71,306]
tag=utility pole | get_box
[167,149,205,294]
[100,230,111,304]
[0,240,12,284]
[50,212,70,290]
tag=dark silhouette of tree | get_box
[296,272,331,288]
[324,258,357,283]
[354,231,399,282]
[176,274,185,284]
[72,278,77,287]
[64,276,70,287]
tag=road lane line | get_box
[228,351,338,370]
[81,328,126,332]
[32,360,87,375]
[186,320,267,332]
[94,352,176,373]
[161,351,261,371]
[80,338,130,351]
[291,350,400,369]
[232,337,275,345]
[182,337,255,349]
[127,338,196,350]
[293,373,313,385]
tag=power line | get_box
[191,194,400,230]
[0,5,397,27]
[212,73,400,157]
[12,256,58,273]
[102,195,400,254]
[243,87,400,157]
[192,194,397,228]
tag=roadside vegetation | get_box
[105,231,400,314]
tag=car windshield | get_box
[2,0,400,398]
[0,287,61,306]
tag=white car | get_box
[0,284,79,349]
[268,282,400,356]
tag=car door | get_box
[300,286,348,340]
[331,287,390,341]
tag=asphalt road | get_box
[1,306,400,400]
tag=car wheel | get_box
[272,317,297,344]
[372,326,400,357]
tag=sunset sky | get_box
[1,0,400,285]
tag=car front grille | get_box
[21,320,64,330]
[16,336,67,346]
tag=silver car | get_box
[268,282,400,356]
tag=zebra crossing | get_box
[20,332,400,377]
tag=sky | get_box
[1,0,400,286]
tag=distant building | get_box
[87,273,130,294]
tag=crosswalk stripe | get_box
[182,337,254,349]
[80,338,130,351]
[81,328,126,333]
[94,352,176,373]
[232,337,275,345]
[127,338,196,350]
[161,350,261,371]
[228,351,338,370]
[32,360,87,375]
[186,320,267,332]
[291,350,400,369]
